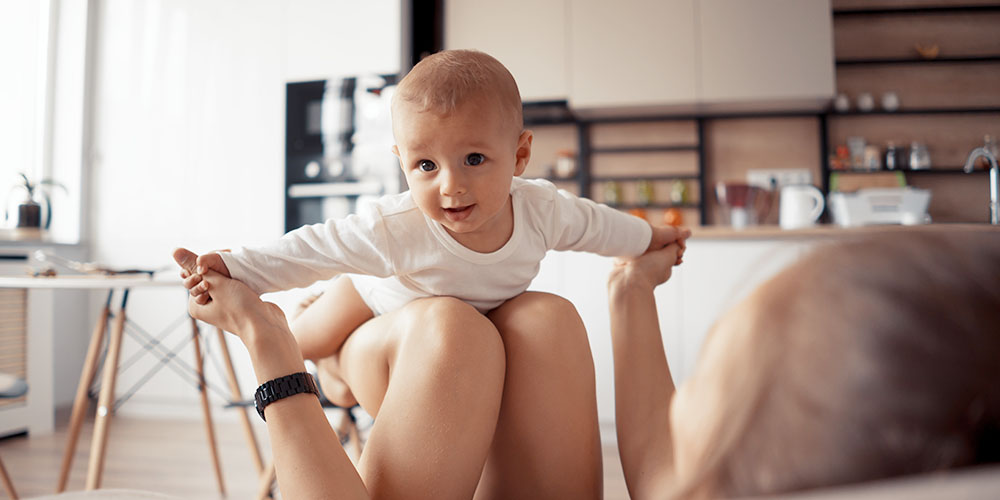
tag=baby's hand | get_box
[647,224,691,265]
[174,248,232,305]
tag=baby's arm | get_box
[543,182,689,262]
[185,207,394,301]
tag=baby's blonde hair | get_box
[673,230,1000,498]
[392,49,523,135]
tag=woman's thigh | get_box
[333,296,508,500]
[476,291,603,500]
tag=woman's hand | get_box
[173,248,288,340]
[611,242,682,293]
[174,247,306,384]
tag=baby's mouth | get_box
[443,204,474,222]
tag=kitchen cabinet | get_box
[568,0,699,113]
[567,0,833,114]
[445,0,833,113]
[698,0,835,109]
[444,0,569,102]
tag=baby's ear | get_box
[391,145,400,157]
[514,130,533,176]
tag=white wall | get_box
[76,0,400,417]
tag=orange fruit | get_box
[663,208,683,226]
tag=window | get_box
[0,1,51,220]
[0,0,88,242]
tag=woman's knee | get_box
[396,297,506,376]
[492,292,590,352]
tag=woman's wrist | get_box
[608,264,656,300]
[242,319,308,384]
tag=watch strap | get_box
[254,371,319,422]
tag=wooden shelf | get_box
[833,5,1000,16]
[608,203,701,210]
[592,174,700,182]
[591,145,699,154]
[827,107,1000,116]
[543,176,581,183]
[833,168,987,174]
[836,55,1000,66]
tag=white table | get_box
[0,275,264,494]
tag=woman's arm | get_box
[607,244,682,499]
[174,249,369,499]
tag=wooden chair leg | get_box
[85,292,128,490]
[57,292,111,493]
[0,455,18,499]
[256,461,277,500]
[215,327,265,473]
[191,319,226,495]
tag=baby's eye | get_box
[465,153,485,166]
[418,160,437,172]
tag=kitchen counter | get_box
[691,223,1000,240]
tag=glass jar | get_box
[603,181,622,206]
[884,142,898,171]
[636,180,655,206]
[908,142,931,170]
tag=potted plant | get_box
[6,172,66,230]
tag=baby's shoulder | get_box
[511,177,560,204]
[364,190,420,219]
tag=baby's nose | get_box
[439,168,467,196]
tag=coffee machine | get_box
[715,182,772,229]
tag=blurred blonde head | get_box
[392,49,523,138]
[671,230,1000,498]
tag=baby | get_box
[178,49,688,367]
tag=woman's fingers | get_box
[183,273,202,290]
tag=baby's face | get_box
[392,96,530,250]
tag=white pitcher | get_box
[779,185,825,230]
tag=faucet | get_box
[963,147,999,224]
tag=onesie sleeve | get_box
[542,182,652,257]
[219,206,394,295]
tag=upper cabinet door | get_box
[698,0,834,108]
[568,0,698,113]
[444,0,569,102]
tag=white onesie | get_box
[220,177,652,315]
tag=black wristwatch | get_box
[254,372,319,421]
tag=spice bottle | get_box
[884,142,898,171]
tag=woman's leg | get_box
[331,297,507,500]
[476,292,603,499]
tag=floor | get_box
[0,410,630,499]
